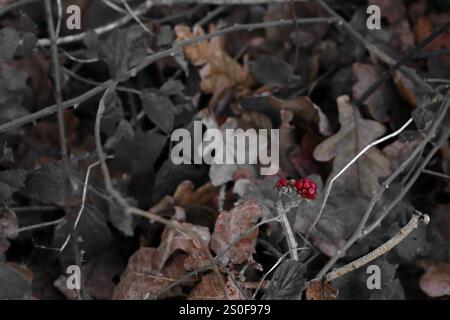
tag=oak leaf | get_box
[113,248,191,300]
[313,95,391,198]
[174,25,253,104]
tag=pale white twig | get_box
[306,117,413,238]
[58,158,110,252]
[15,218,64,234]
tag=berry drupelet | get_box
[276,177,317,200]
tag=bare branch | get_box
[315,95,450,279]
[322,210,430,282]
[0,16,336,134]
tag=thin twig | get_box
[314,0,436,96]
[364,126,450,235]
[44,0,69,166]
[422,169,450,180]
[153,216,282,298]
[120,0,153,35]
[14,218,64,234]
[306,117,414,240]
[354,20,450,107]
[0,16,336,134]
[0,0,40,17]
[315,96,450,278]
[94,86,230,299]
[322,210,430,282]
[195,6,228,27]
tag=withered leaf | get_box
[417,260,450,297]
[306,280,338,300]
[153,219,211,271]
[173,180,218,211]
[210,199,263,265]
[267,95,332,136]
[352,63,392,122]
[113,248,190,300]
[174,25,253,103]
[0,209,18,239]
[393,70,418,108]
[313,95,391,198]
[187,273,244,300]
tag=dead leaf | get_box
[417,260,450,297]
[0,209,18,240]
[175,25,253,105]
[210,199,263,265]
[54,275,79,300]
[383,138,422,168]
[306,280,338,300]
[313,95,391,198]
[113,248,191,300]
[268,95,332,136]
[153,219,211,271]
[173,180,218,212]
[393,70,417,108]
[187,273,245,300]
[352,63,392,122]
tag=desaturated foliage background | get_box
[0,0,449,300]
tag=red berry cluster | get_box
[276,178,317,200]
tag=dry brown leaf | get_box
[417,260,450,297]
[210,199,263,265]
[352,63,392,122]
[153,221,211,271]
[187,273,245,300]
[173,180,218,211]
[113,248,191,300]
[268,95,332,136]
[306,280,338,300]
[383,138,422,168]
[175,25,253,105]
[0,209,18,240]
[313,95,391,198]
[393,70,417,108]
